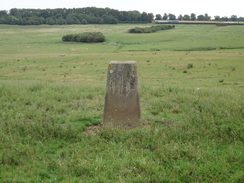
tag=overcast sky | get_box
[1,0,243,17]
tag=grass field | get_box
[0,24,243,182]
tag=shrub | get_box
[187,63,193,69]
[219,79,224,83]
[62,32,105,43]
[128,25,175,34]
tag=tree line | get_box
[0,7,154,25]
[0,7,243,25]
[155,13,244,22]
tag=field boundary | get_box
[155,20,244,25]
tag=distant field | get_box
[0,24,243,88]
[0,24,243,182]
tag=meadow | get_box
[0,24,243,182]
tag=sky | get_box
[1,0,244,18]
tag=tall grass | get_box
[0,81,243,182]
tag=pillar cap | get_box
[110,61,136,64]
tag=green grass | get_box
[0,24,243,182]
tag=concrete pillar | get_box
[103,61,141,129]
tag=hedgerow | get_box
[128,25,175,33]
[62,32,105,43]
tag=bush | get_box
[187,63,193,69]
[62,32,105,43]
[128,25,175,34]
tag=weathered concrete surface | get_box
[103,61,141,129]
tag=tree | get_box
[155,14,162,20]
[162,13,168,20]
[57,18,66,25]
[183,14,190,20]
[101,14,118,24]
[141,12,149,22]
[0,10,8,23]
[205,13,211,21]
[55,13,63,20]
[230,15,238,21]
[7,16,19,24]
[214,16,221,21]
[147,13,154,22]
[221,16,229,21]
[128,11,141,21]
[80,19,88,24]
[190,13,196,20]
[9,8,18,16]
[197,14,206,21]
[168,13,176,20]
[0,10,7,17]
[178,14,183,20]
[238,17,244,21]
[119,11,131,21]
[66,14,75,24]
[46,17,55,25]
